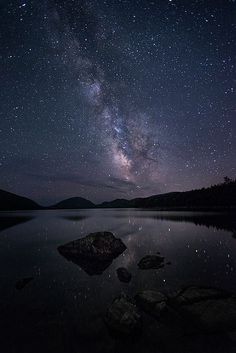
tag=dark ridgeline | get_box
[98,178,236,210]
[98,199,132,208]
[0,178,235,211]
[0,189,41,211]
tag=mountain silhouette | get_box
[0,179,235,211]
[0,189,41,211]
[50,197,95,209]
[98,180,236,209]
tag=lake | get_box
[0,209,236,353]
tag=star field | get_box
[0,0,235,204]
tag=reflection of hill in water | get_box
[144,213,236,234]
[0,216,33,232]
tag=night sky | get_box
[0,0,235,205]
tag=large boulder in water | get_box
[58,231,126,275]
[105,294,142,336]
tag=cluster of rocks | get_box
[57,231,236,345]
[116,253,169,283]
[58,231,170,280]
[104,286,236,341]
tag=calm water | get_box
[0,209,236,353]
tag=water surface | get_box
[0,209,236,353]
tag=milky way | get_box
[0,0,235,204]
[47,1,161,189]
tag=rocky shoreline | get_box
[56,231,236,351]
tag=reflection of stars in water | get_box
[120,233,137,268]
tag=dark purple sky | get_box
[0,0,235,205]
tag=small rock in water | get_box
[15,277,34,290]
[116,267,132,283]
[105,294,142,336]
[138,255,165,269]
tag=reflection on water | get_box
[62,215,89,222]
[58,251,115,275]
[0,214,33,232]
[114,210,236,233]
[0,209,236,353]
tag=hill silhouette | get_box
[0,178,235,211]
[0,189,41,211]
[50,197,94,209]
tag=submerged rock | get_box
[138,255,165,269]
[174,286,228,305]
[116,267,132,283]
[183,296,236,332]
[105,295,142,336]
[58,231,126,275]
[173,286,236,332]
[15,277,34,290]
[103,286,236,344]
[135,290,167,317]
